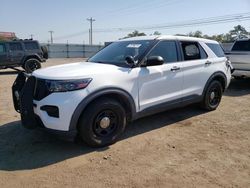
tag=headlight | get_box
[45,78,92,92]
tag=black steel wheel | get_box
[93,110,119,137]
[201,80,223,111]
[24,59,41,73]
[78,98,126,147]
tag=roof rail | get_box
[10,38,34,41]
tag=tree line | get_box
[123,25,250,43]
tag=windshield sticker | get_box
[127,44,142,48]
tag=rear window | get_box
[206,43,225,57]
[24,42,39,50]
[181,41,207,61]
[232,40,250,51]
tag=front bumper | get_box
[12,73,81,140]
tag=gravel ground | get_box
[0,58,250,188]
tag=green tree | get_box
[178,25,249,43]
[210,34,224,42]
[223,33,234,43]
[152,31,161,35]
[229,25,249,40]
[188,30,203,38]
[123,30,146,38]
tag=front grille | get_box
[34,78,51,101]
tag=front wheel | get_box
[201,80,223,111]
[24,59,41,73]
[78,98,127,147]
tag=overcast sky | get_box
[1,0,250,44]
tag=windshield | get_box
[88,40,153,66]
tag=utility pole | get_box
[87,17,95,45]
[48,30,54,44]
[30,34,33,40]
[88,29,91,45]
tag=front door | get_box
[138,40,183,111]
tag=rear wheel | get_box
[78,98,127,147]
[201,80,223,111]
[24,59,41,73]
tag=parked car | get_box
[0,39,48,73]
[12,35,232,147]
[225,38,250,78]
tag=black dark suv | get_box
[0,40,48,73]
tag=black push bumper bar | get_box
[12,72,38,129]
[12,72,77,140]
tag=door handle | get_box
[170,66,180,71]
[205,61,212,65]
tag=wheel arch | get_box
[202,71,227,97]
[22,55,42,64]
[69,88,137,131]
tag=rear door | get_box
[8,42,24,65]
[180,41,212,98]
[138,40,183,111]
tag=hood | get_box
[32,61,126,80]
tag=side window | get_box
[0,44,6,53]
[181,42,207,61]
[147,41,178,63]
[206,43,225,57]
[232,40,250,51]
[9,43,22,51]
[24,42,39,50]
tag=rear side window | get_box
[181,41,207,61]
[232,40,250,51]
[24,42,39,50]
[0,44,6,53]
[147,41,178,63]
[9,43,22,51]
[206,43,225,57]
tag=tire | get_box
[41,45,48,59]
[201,80,223,111]
[24,58,41,73]
[78,98,127,147]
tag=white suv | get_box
[12,35,232,147]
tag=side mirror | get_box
[125,56,135,67]
[144,56,164,67]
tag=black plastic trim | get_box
[69,88,137,131]
[40,105,59,118]
[233,68,250,71]
[134,95,202,120]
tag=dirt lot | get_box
[0,58,250,188]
